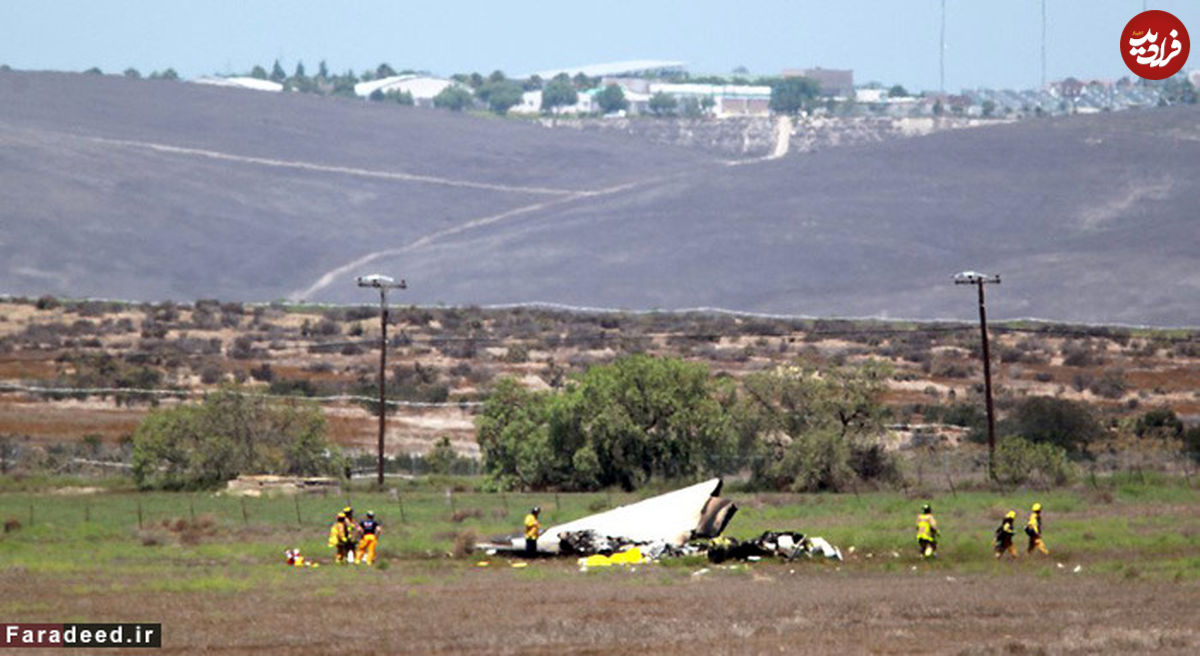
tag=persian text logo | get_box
[1121,10,1189,80]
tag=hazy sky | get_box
[2,1,1196,91]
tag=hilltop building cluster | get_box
[189,57,1195,120]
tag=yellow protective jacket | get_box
[916,513,938,541]
[1026,512,1042,537]
[524,513,540,540]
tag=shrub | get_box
[1088,369,1127,399]
[427,436,458,475]
[1000,396,1103,455]
[994,436,1074,487]
[131,387,340,489]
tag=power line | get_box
[0,382,481,408]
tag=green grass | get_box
[0,475,1196,593]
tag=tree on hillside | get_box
[736,360,894,491]
[317,60,329,79]
[376,62,396,79]
[888,84,909,98]
[769,76,819,114]
[573,73,598,90]
[250,65,268,80]
[123,68,141,79]
[131,388,340,490]
[270,59,286,83]
[648,91,678,116]
[433,85,474,111]
[386,89,415,106]
[541,75,578,113]
[293,61,306,79]
[596,84,628,114]
[478,79,524,114]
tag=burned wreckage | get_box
[479,478,842,564]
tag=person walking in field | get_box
[1026,502,1049,555]
[994,511,1018,559]
[356,511,382,565]
[524,506,542,556]
[916,504,938,558]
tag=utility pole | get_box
[954,271,1001,480]
[357,274,406,487]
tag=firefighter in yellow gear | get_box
[328,512,355,563]
[341,506,358,562]
[524,506,542,556]
[994,511,1018,559]
[356,511,381,565]
[916,504,938,558]
[1026,502,1049,555]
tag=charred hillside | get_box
[2,70,1198,325]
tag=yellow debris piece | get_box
[475,561,490,567]
[581,547,645,568]
[510,561,529,569]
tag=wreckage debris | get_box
[477,478,737,555]
[475,478,843,567]
[704,532,843,564]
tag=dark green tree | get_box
[377,62,396,78]
[736,360,893,491]
[1000,396,1104,455]
[433,85,474,111]
[595,83,628,114]
[479,79,523,114]
[123,68,141,79]
[648,91,678,115]
[293,61,306,79]
[540,75,578,113]
[317,60,329,79]
[250,65,268,80]
[131,388,340,490]
[769,76,819,114]
[270,59,286,82]
[386,89,415,106]
[477,356,735,491]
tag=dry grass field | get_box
[1,482,1197,655]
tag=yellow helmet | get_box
[1031,502,1042,512]
[1006,511,1016,519]
[336,512,346,519]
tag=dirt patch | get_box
[2,566,1196,654]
